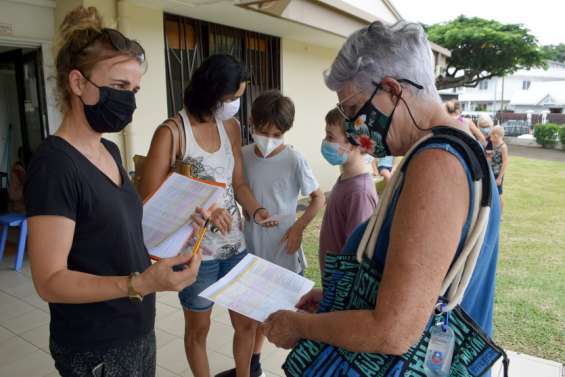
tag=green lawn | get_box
[300,155,565,364]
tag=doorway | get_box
[0,46,49,211]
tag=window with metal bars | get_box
[164,14,281,145]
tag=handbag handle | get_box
[159,114,186,168]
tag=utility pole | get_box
[499,76,505,124]
[500,76,505,112]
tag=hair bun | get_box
[445,99,460,114]
[57,6,103,51]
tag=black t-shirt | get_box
[25,136,155,350]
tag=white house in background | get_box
[440,61,565,115]
[509,81,565,113]
[0,0,450,192]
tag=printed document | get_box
[199,254,314,322]
[142,173,224,259]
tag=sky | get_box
[392,0,565,46]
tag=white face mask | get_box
[253,133,284,158]
[215,98,241,120]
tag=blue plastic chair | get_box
[0,213,28,272]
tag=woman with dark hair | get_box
[24,7,201,377]
[140,54,274,377]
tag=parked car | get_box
[502,120,531,136]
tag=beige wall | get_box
[55,1,338,177]
[328,0,399,23]
[115,5,344,187]
[1,1,55,42]
[117,1,168,171]
[84,0,117,27]
[113,4,343,185]
[51,0,343,185]
[55,0,81,33]
[281,38,340,192]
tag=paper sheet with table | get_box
[142,173,225,259]
[199,254,315,322]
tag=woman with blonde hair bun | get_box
[24,6,201,376]
[444,99,487,146]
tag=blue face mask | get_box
[321,140,349,166]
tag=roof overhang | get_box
[429,41,451,58]
[235,0,397,40]
[125,0,450,56]
[236,0,450,57]
[127,0,347,48]
[312,0,400,24]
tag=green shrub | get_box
[559,126,565,149]
[533,123,559,148]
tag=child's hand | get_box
[496,176,503,186]
[191,206,211,232]
[254,208,279,228]
[281,223,304,254]
[191,204,231,235]
[210,207,232,235]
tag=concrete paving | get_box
[0,251,562,376]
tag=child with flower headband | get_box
[319,108,378,272]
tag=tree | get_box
[427,16,546,90]
[542,44,565,63]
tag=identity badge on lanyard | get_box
[424,304,455,377]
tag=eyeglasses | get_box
[335,89,366,121]
[335,79,424,121]
[74,28,145,63]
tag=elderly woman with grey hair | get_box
[262,21,502,376]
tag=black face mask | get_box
[80,75,136,134]
[343,85,399,158]
[341,79,424,158]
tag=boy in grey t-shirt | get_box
[216,90,325,377]
[242,143,320,272]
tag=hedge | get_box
[534,123,560,148]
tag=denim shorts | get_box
[178,251,247,312]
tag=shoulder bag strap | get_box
[170,114,186,159]
[356,128,492,311]
[159,120,179,169]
